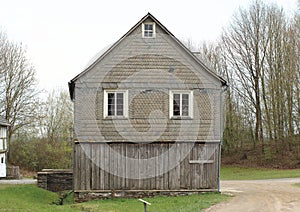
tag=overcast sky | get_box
[0,0,298,94]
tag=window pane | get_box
[108,107,115,116]
[144,31,150,37]
[182,94,189,116]
[145,24,153,30]
[182,106,189,116]
[116,93,124,115]
[108,93,115,103]
[116,105,123,115]
[173,94,180,116]
[182,94,189,104]
[107,93,115,116]
[117,93,123,104]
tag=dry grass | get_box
[20,168,37,179]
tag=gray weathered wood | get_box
[73,142,219,192]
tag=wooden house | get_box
[0,116,9,178]
[69,13,227,202]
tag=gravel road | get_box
[206,178,300,212]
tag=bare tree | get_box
[38,90,73,142]
[221,0,272,152]
[0,31,39,156]
[220,0,300,153]
[186,1,299,162]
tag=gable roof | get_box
[0,116,10,126]
[69,13,227,100]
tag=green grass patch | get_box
[0,184,229,212]
[0,184,79,211]
[73,193,229,212]
[221,166,300,180]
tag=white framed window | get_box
[103,90,128,118]
[142,23,156,38]
[169,90,193,118]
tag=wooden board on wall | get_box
[73,142,219,191]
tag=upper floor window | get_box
[142,23,155,38]
[103,90,128,118]
[169,90,193,119]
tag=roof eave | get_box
[70,13,155,83]
[145,13,227,87]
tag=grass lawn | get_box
[74,193,229,212]
[0,184,229,212]
[221,166,300,180]
[0,184,79,211]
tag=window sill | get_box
[170,116,193,120]
[103,116,128,120]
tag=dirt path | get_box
[0,179,36,184]
[206,178,300,212]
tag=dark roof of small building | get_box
[0,116,10,126]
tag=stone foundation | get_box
[37,169,72,192]
[74,189,218,203]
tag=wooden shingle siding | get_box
[74,142,219,191]
[75,85,220,143]
[73,34,223,143]
[83,87,218,142]
[77,30,221,88]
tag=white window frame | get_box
[169,90,193,119]
[103,90,128,118]
[0,128,6,150]
[142,22,156,38]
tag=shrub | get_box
[9,138,72,171]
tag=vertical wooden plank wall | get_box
[74,142,219,191]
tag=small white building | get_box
[0,116,9,178]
